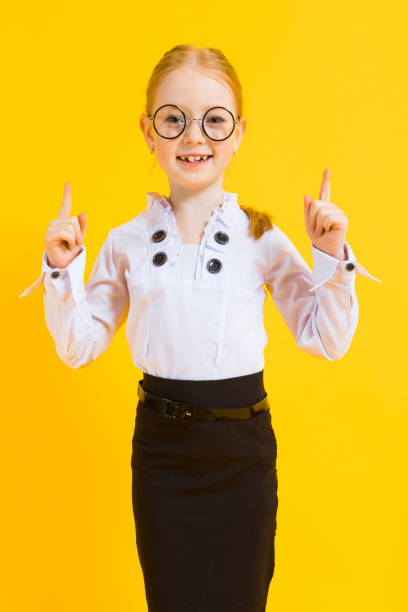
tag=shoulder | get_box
[265,223,295,248]
[107,209,149,253]
[110,209,147,235]
[257,224,302,268]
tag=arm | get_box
[264,225,382,361]
[19,230,129,369]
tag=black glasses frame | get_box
[147,104,240,142]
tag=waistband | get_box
[141,370,266,409]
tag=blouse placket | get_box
[144,191,239,366]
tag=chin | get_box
[171,167,214,183]
[175,165,225,183]
[178,178,214,190]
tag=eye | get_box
[206,116,225,124]
[165,114,183,124]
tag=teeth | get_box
[179,155,209,161]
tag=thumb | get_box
[78,212,87,236]
[304,194,312,223]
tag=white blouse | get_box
[18,190,382,380]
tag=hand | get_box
[44,182,87,268]
[303,168,348,259]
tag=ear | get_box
[139,113,155,150]
[235,115,247,148]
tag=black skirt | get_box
[131,370,278,612]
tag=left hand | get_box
[304,168,348,259]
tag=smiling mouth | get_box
[176,155,213,165]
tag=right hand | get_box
[45,182,87,269]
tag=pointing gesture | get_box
[44,182,87,268]
[57,181,74,219]
[319,166,330,202]
[304,168,348,260]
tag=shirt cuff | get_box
[309,241,382,292]
[18,246,87,301]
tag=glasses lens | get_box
[203,107,235,141]
[152,105,236,140]
[154,105,185,138]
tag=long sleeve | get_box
[264,226,382,361]
[18,231,130,369]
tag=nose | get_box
[182,118,206,143]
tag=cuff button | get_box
[345,263,355,271]
[51,271,60,278]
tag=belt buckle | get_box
[160,400,195,422]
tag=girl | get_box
[19,44,381,612]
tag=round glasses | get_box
[147,104,240,142]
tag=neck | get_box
[166,181,225,220]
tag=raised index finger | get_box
[58,182,72,218]
[319,168,330,202]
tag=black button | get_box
[152,252,167,266]
[345,263,355,271]
[50,271,60,278]
[214,231,229,245]
[152,229,166,242]
[207,258,222,273]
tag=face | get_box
[140,66,247,192]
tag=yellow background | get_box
[4,1,406,610]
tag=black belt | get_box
[137,380,270,422]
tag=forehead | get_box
[153,67,235,112]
